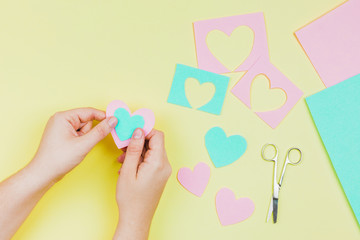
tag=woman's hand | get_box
[0,107,117,240]
[114,129,172,240]
[30,108,118,183]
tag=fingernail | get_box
[133,128,143,139]
[108,117,118,128]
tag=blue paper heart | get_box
[205,127,247,168]
[114,108,145,141]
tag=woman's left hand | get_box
[30,108,118,183]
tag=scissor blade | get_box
[266,197,273,222]
[273,198,279,223]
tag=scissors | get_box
[261,143,302,223]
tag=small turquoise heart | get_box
[205,127,247,168]
[114,108,145,141]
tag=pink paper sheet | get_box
[193,13,269,74]
[231,57,303,128]
[295,0,360,87]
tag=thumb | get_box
[80,116,118,151]
[121,128,145,177]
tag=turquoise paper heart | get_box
[205,127,247,168]
[114,108,145,141]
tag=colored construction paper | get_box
[216,188,255,226]
[295,0,360,87]
[231,57,303,128]
[177,162,211,197]
[167,64,230,115]
[106,100,155,149]
[193,12,269,74]
[114,108,145,141]
[306,74,360,225]
[205,127,247,168]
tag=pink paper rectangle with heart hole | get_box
[295,0,360,87]
[193,12,269,74]
[231,57,303,128]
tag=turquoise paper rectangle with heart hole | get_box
[167,64,230,115]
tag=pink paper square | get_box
[193,13,269,74]
[231,57,303,128]
[295,0,360,87]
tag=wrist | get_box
[24,159,60,189]
[114,212,151,240]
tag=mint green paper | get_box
[167,64,230,115]
[205,126,247,168]
[114,108,145,141]
[306,74,360,225]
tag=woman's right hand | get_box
[113,129,172,240]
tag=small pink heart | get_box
[106,100,155,149]
[177,162,210,197]
[215,188,255,226]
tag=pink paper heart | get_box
[216,188,255,226]
[177,162,210,197]
[106,100,155,149]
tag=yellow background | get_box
[0,0,359,239]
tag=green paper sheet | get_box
[306,74,360,225]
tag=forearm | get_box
[113,215,151,240]
[0,160,55,239]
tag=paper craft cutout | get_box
[185,78,215,109]
[216,188,255,226]
[306,74,360,225]
[251,74,286,112]
[106,100,155,149]
[167,64,230,115]
[177,162,211,197]
[231,58,303,128]
[114,108,145,141]
[193,12,269,74]
[205,127,247,168]
[206,26,254,72]
[295,0,360,88]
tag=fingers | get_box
[78,117,118,151]
[58,108,106,130]
[117,147,145,163]
[121,128,145,177]
[117,153,126,163]
[66,108,106,122]
[146,129,165,152]
[78,121,93,136]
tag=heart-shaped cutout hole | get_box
[206,26,254,72]
[251,74,286,112]
[185,77,215,109]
